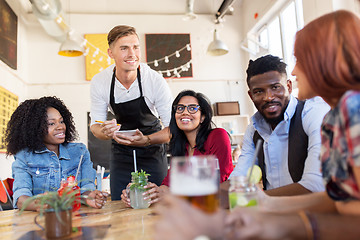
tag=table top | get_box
[0,201,158,240]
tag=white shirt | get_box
[230,95,330,192]
[90,63,172,127]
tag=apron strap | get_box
[137,68,143,97]
[110,67,143,110]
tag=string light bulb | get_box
[154,60,159,67]
[81,39,88,47]
[55,16,63,24]
[175,51,180,58]
[164,56,169,63]
[83,48,89,56]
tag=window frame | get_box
[247,0,304,75]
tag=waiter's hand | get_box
[99,119,120,139]
[113,129,149,146]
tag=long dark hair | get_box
[169,90,214,156]
[5,96,78,155]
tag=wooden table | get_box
[0,201,159,239]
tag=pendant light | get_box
[207,29,229,56]
[183,0,197,21]
[58,31,84,57]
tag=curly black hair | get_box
[169,90,214,156]
[5,96,78,155]
[246,55,287,88]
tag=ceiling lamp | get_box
[58,32,84,57]
[31,0,68,42]
[183,0,197,21]
[207,29,229,56]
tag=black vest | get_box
[253,100,308,190]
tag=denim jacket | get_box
[12,142,96,208]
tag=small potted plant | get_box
[19,176,87,239]
[127,169,151,209]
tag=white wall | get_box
[0,9,250,178]
[1,0,359,179]
[0,16,29,179]
[25,12,251,144]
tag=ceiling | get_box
[15,0,242,17]
[61,0,241,15]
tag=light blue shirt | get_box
[12,142,96,208]
[230,95,330,192]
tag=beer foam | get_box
[170,175,218,196]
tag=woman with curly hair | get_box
[121,90,233,206]
[6,96,107,211]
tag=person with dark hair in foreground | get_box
[121,90,233,206]
[155,10,360,240]
[7,96,107,210]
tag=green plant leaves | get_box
[130,169,150,191]
[19,187,81,217]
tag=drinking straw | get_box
[247,139,262,185]
[96,165,102,191]
[101,166,105,179]
[75,155,84,182]
[133,150,137,172]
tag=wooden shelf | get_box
[212,115,249,145]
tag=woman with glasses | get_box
[121,90,233,206]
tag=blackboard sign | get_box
[145,33,192,78]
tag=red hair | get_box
[294,10,360,102]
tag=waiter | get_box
[90,25,172,200]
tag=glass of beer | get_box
[169,155,219,213]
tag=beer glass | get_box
[170,155,219,213]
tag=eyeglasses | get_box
[174,104,201,114]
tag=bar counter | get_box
[0,201,158,239]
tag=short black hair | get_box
[5,96,78,155]
[246,55,287,87]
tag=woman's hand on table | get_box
[121,182,168,207]
[143,183,169,205]
[121,184,131,207]
[85,190,108,209]
[224,208,303,239]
